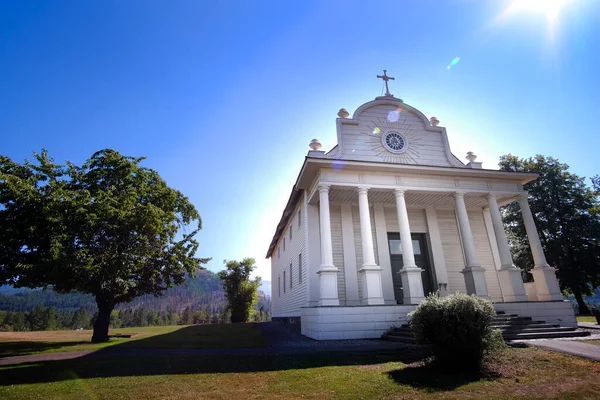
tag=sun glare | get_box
[496,0,574,43]
[507,0,572,23]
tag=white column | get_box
[317,184,339,306]
[518,194,563,301]
[455,192,489,298]
[356,187,384,305]
[487,194,527,302]
[394,189,424,304]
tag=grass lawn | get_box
[577,315,599,323]
[0,346,599,399]
[0,324,266,357]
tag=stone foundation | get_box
[300,300,577,340]
[301,305,417,340]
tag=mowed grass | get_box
[1,347,600,399]
[577,315,599,323]
[0,324,266,357]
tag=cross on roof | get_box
[377,69,395,97]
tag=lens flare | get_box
[446,57,460,69]
[387,110,400,122]
[373,127,381,135]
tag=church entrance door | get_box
[387,233,435,304]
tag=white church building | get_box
[267,73,576,340]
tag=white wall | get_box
[271,194,308,317]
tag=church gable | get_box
[327,97,464,168]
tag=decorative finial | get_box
[376,69,395,97]
[430,116,440,126]
[309,139,322,151]
[466,152,477,163]
[337,108,349,118]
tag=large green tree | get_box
[0,149,209,342]
[218,258,261,323]
[499,155,600,313]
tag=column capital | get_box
[454,191,466,199]
[486,193,498,200]
[518,192,529,201]
[356,186,370,195]
[394,188,407,197]
[317,184,331,194]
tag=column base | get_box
[531,266,563,301]
[359,264,385,305]
[399,267,425,305]
[461,266,489,299]
[317,265,340,306]
[498,267,528,302]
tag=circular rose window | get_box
[382,131,408,153]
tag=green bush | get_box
[408,293,505,372]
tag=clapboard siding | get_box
[437,209,468,294]
[271,194,308,317]
[468,210,503,302]
[383,206,428,234]
[339,106,454,167]
[330,205,346,303]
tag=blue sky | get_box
[1,1,598,290]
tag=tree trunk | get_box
[92,296,115,343]
[573,288,590,315]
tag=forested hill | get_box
[0,270,258,314]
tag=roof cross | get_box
[377,69,395,97]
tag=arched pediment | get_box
[327,96,465,168]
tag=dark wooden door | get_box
[388,233,435,304]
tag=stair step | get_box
[503,330,591,340]
[392,327,413,333]
[494,323,560,331]
[386,331,415,339]
[492,317,531,323]
[491,320,545,326]
[381,334,416,343]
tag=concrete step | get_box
[491,320,545,326]
[391,327,413,333]
[494,323,560,331]
[492,316,532,322]
[503,330,591,341]
[499,326,570,333]
[381,334,416,344]
[386,331,415,339]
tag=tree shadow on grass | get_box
[387,361,500,392]
[0,325,428,386]
[0,341,89,358]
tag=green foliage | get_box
[0,149,210,342]
[409,293,505,372]
[499,155,600,314]
[218,258,261,323]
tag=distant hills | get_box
[0,270,271,315]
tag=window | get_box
[389,239,421,255]
[278,276,281,297]
[298,210,301,228]
[298,253,302,283]
[290,262,293,289]
[289,226,292,241]
[283,271,286,294]
[283,237,286,252]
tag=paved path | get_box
[527,339,600,362]
[579,322,600,330]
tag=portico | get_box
[268,81,575,340]
[307,177,561,309]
